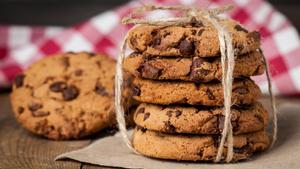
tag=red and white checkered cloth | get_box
[0,0,300,95]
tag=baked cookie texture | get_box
[134,102,269,135]
[124,49,265,82]
[125,14,269,162]
[132,78,261,106]
[133,127,270,162]
[11,52,118,140]
[128,19,260,57]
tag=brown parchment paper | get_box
[55,101,300,169]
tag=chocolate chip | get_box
[74,69,83,76]
[18,107,24,114]
[179,39,195,57]
[130,37,138,47]
[247,31,261,41]
[152,37,161,47]
[94,83,109,96]
[151,30,158,36]
[234,25,248,33]
[62,85,79,101]
[32,111,50,117]
[232,120,240,133]
[233,144,250,153]
[49,81,67,92]
[218,115,225,131]
[14,74,25,88]
[140,127,147,133]
[163,121,176,133]
[132,86,141,96]
[143,112,150,121]
[136,107,145,115]
[191,30,197,35]
[234,87,249,94]
[198,69,209,76]
[142,64,162,79]
[206,88,215,100]
[175,110,182,117]
[197,29,204,36]
[197,149,203,157]
[28,103,43,112]
[166,110,173,117]
[137,126,147,133]
[190,57,210,82]
[236,43,244,51]
[190,17,203,27]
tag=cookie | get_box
[133,127,270,161]
[134,102,268,135]
[128,19,260,57]
[132,78,261,106]
[11,52,117,140]
[124,49,265,82]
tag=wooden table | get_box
[1,92,300,168]
[0,93,113,169]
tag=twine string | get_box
[261,53,278,148]
[205,13,235,162]
[115,28,140,154]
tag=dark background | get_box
[0,0,299,30]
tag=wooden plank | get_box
[82,164,115,169]
[0,93,91,169]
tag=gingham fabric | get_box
[0,0,299,95]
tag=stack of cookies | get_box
[124,19,270,161]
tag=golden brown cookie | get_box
[124,49,265,82]
[11,52,117,140]
[134,102,268,135]
[128,19,260,57]
[133,127,270,161]
[132,78,261,106]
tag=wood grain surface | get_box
[1,92,300,169]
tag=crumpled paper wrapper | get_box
[56,101,300,169]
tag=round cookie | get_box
[11,52,117,140]
[128,19,260,58]
[134,102,269,135]
[132,78,261,106]
[133,127,270,162]
[124,49,265,82]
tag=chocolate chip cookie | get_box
[128,19,260,57]
[132,78,261,106]
[11,52,117,140]
[133,127,270,161]
[124,49,265,82]
[134,102,268,135]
